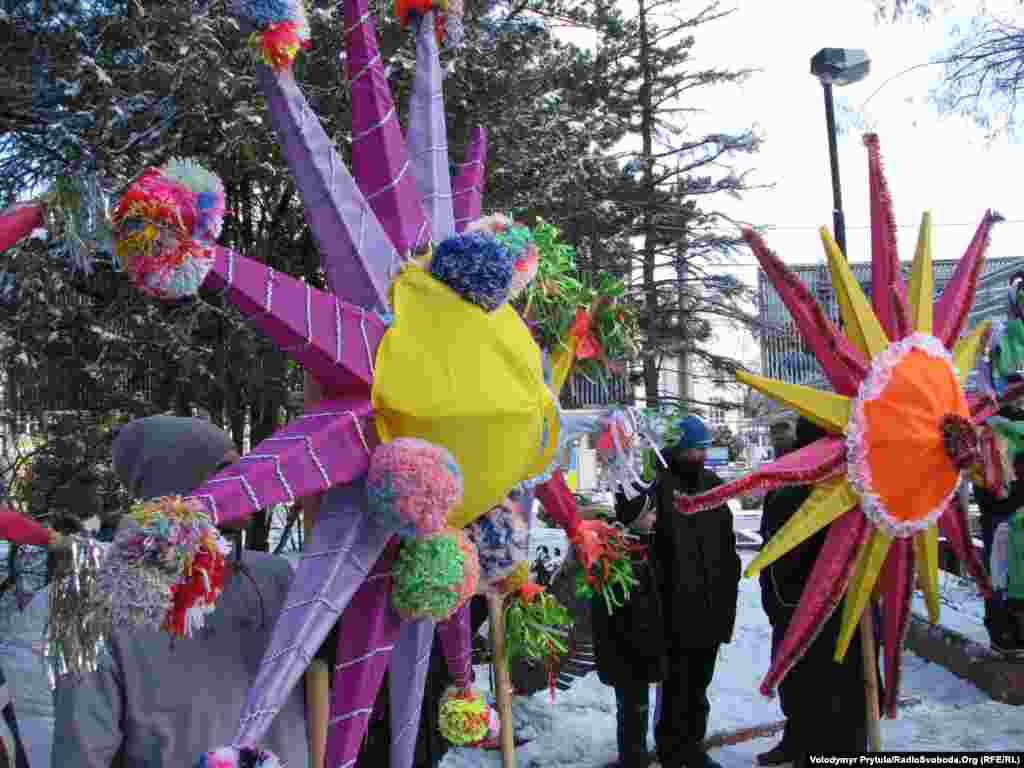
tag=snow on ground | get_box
[441,553,1024,768]
[910,569,989,648]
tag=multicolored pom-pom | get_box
[367,438,463,538]
[466,496,529,590]
[195,746,283,768]
[467,214,538,300]
[113,159,225,299]
[392,529,479,621]
[94,496,228,639]
[240,0,312,73]
[438,687,493,746]
[430,232,515,312]
[395,0,447,27]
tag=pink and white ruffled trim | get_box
[846,332,961,538]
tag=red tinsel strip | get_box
[0,506,53,547]
[878,537,915,718]
[744,230,868,395]
[864,134,907,340]
[937,496,992,598]
[890,283,911,341]
[535,471,582,537]
[936,210,1003,348]
[760,506,871,696]
[675,438,847,516]
[0,201,46,252]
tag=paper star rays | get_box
[676,135,999,717]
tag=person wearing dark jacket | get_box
[757,418,866,768]
[615,415,741,768]
[593,488,664,768]
[973,405,1024,655]
[755,421,798,767]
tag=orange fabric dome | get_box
[863,347,968,526]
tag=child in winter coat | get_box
[592,494,665,768]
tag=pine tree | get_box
[531,0,761,407]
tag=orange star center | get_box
[861,344,968,528]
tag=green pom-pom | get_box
[392,532,466,621]
[438,687,492,745]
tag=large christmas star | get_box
[677,135,1000,717]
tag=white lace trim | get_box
[846,332,961,538]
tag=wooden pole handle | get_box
[488,594,517,768]
[859,607,882,752]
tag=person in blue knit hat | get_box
[609,414,740,768]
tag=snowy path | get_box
[441,553,1024,768]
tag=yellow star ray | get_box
[736,370,852,435]
[907,212,934,334]
[827,246,870,357]
[820,227,890,358]
[914,526,941,623]
[835,528,894,661]
[745,479,860,578]
[952,320,991,386]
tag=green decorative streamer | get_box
[575,555,636,615]
[503,590,572,667]
[513,219,639,383]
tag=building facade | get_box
[758,257,1023,390]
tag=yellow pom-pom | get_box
[438,687,492,745]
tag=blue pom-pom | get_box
[238,0,296,26]
[430,233,515,312]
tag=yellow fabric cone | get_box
[835,529,894,661]
[745,480,860,578]
[736,370,851,435]
[373,265,560,529]
[549,334,579,397]
[914,525,941,623]
[820,227,890,357]
[827,249,870,357]
[952,321,990,385]
[907,213,934,334]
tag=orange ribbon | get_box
[571,307,603,360]
[518,581,545,603]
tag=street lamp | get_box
[810,48,871,259]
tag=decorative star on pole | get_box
[676,135,1003,718]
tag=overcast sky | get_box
[549,1,1024,371]
[660,0,1023,269]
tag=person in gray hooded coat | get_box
[52,416,311,768]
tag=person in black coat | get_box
[757,418,866,768]
[592,489,665,768]
[616,415,741,768]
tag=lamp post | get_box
[810,48,871,259]
[811,47,883,755]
